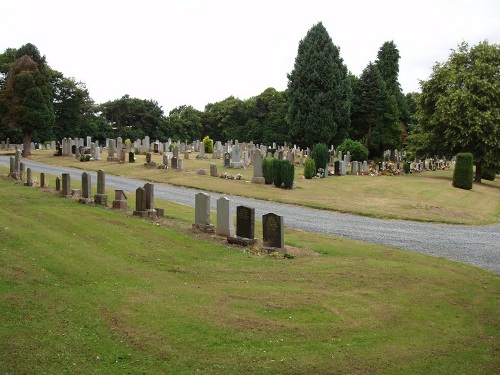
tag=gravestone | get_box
[144,183,157,219]
[209,163,218,177]
[231,145,241,168]
[79,172,92,204]
[197,145,206,159]
[61,173,72,198]
[55,177,61,191]
[94,169,108,205]
[340,161,346,176]
[224,152,231,168]
[177,159,184,170]
[9,156,14,178]
[262,213,284,251]
[227,206,256,246]
[192,192,215,232]
[112,190,127,210]
[24,168,33,187]
[334,161,340,175]
[251,150,265,184]
[107,139,115,161]
[171,157,178,169]
[129,151,135,163]
[19,162,25,181]
[216,197,234,237]
[133,187,147,217]
[40,173,46,188]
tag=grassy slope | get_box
[16,150,500,225]
[0,177,499,374]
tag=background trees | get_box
[412,41,500,182]
[0,44,54,156]
[99,95,165,141]
[287,22,351,148]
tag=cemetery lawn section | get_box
[22,150,500,225]
[1,177,499,374]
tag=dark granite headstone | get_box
[236,206,255,239]
[262,213,284,250]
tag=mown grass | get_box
[0,177,499,374]
[14,149,500,225]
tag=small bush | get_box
[337,139,369,162]
[303,158,316,179]
[203,136,214,153]
[311,143,329,173]
[281,160,295,189]
[481,164,496,181]
[263,158,273,184]
[453,153,473,190]
[403,162,410,174]
[272,158,282,188]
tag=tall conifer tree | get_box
[287,22,351,148]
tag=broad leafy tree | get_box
[246,88,289,146]
[165,105,203,142]
[99,95,165,140]
[202,96,248,142]
[0,43,54,156]
[51,71,94,140]
[287,22,351,148]
[412,41,500,182]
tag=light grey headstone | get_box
[195,192,211,226]
[210,163,218,177]
[216,197,234,237]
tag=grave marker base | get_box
[94,194,108,205]
[251,177,265,184]
[192,223,215,233]
[227,236,257,246]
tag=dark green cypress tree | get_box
[287,22,351,148]
[352,62,400,158]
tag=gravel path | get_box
[2,157,499,274]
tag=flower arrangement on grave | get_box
[79,154,93,162]
[368,165,378,176]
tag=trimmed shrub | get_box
[403,162,410,174]
[481,164,496,181]
[311,143,329,173]
[453,153,473,190]
[263,158,273,184]
[272,158,282,188]
[203,136,214,153]
[281,160,295,189]
[303,158,316,179]
[337,139,369,162]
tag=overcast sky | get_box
[1,0,498,113]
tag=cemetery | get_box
[0,135,499,375]
[0,162,498,374]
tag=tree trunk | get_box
[475,161,482,183]
[22,129,31,157]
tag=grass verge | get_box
[0,176,499,374]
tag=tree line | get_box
[0,22,498,182]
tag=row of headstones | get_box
[193,192,284,250]
[19,167,285,251]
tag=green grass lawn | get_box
[0,177,499,374]
[12,149,500,225]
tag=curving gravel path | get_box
[2,156,499,274]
